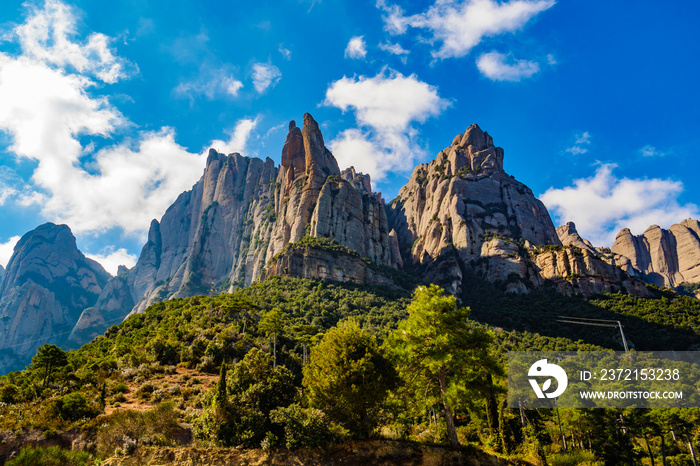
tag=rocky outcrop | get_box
[610,219,700,287]
[556,222,596,253]
[388,124,559,295]
[264,240,397,288]
[533,246,651,297]
[265,114,398,268]
[0,223,110,373]
[126,149,278,315]
[386,124,650,297]
[0,265,4,284]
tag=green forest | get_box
[0,275,699,465]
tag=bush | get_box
[6,446,91,466]
[60,392,95,421]
[270,403,335,449]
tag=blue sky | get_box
[0,0,699,274]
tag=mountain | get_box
[608,219,700,287]
[387,124,648,297]
[0,113,686,367]
[72,115,655,346]
[0,223,111,372]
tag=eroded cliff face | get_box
[0,223,110,372]
[610,219,700,287]
[386,125,651,297]
[265,114,398,268]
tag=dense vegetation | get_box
[0,275,698,465]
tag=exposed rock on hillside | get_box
[266,114,398,268]
[387,124,649,297]
[0,223,110,372]
[610,219,700,287]
[556,222,596,253]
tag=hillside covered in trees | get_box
[0,276,698,465]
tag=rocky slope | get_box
[609,219,700,287]
[387,124,646,297]
[0,223,111,372]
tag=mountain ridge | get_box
[1,113,699,373]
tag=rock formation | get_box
[3,116,670,368]
[69,113,401,348]
[387,124,651,297]
[556,222,596,253]
[0,223,110,373]
[610,219,700,287]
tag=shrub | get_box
[270,403,336,449]
[6,446,91,466]
[60,392,95,421]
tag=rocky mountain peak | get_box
[0,223,111,373]
[340,166,372,194]
[436,123,504,177]
[556,221,595,252]
[610,218,700,287]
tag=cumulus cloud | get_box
[476,51,539,81]
[0,236,21,268]
[378,0,555,59]
[15,0,131,83]
[208,118,259,155]
[325,70,448,180]
[345,36,367,59]
[565,131,591,155]
[540,164,699,246]
[0,1,258,238]
[86,247,137,275]
[252,63,281,93]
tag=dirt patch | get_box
[104,366,217,416]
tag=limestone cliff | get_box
[0,223,110,373]
[610,219,700,287]
[387,124,648,297]
[265,114,398,268]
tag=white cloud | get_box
[476,50,539,81]
[86,247,137,275]
[252,63,281,93]
[325,70,448,180]
[540,164,699,246]
[639,145,668,158]
[0,1,258,238]
[379,0,555,59]
[15,0,131,83]
[325,70,447,132]
[0,236,20,268]
[345,36,367,59]
[379,41,410,56]
[175,71,243,100]
[565,131,591,155]
[278,45,292,60]
[208,118,259,155]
